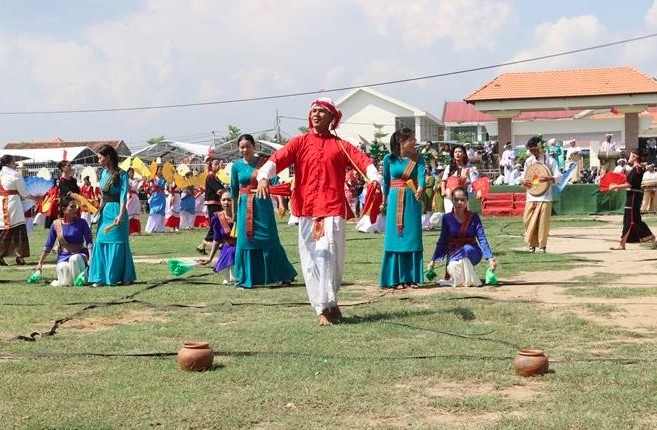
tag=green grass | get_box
[1,215,656,429]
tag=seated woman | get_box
[197,190,236,284]
[34,196,93,287]
[427,187,497,287]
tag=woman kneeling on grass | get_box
[34,196,93,287]
[427,187,497,287]
[196,190,236,284]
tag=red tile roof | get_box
[4,138,123,152]
[464,67,657,102]
[443,101,580,123]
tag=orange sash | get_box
[392,158,417,236]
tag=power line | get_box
[2,32,655,116]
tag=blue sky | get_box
[1,0,656,151]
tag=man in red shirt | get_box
[257,98,381,326]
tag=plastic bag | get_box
[485,267,498,285]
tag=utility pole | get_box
[275,110,281,144]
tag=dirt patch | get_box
[66,308,169,332]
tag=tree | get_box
[147,135,166,145]
[298,126,309,134]
[366,123,390,166]
[372,123,388,143]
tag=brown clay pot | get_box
[177,341,214,371]
[513,349,549,377]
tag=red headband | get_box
[308,98,342,131]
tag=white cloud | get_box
[646,0,657,28]
[502,15,606,72]
[354,0,511,50]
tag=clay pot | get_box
[177,341,214,371]
[513,349,549,377]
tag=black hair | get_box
[97,144,119,169]
[526,136,541,149]
[0,154,15,168]
[57,160,70,171]
[451,186,468,200]
[388,128,414,159]
[447,144,469,176]
[237,134,256,146]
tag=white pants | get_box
[54,254,87,287]
[298,216,346,315]
[447,258,482,288]
[179,212,195,230]
[145,214,165,233]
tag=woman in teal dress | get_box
[231,134,297,288]
[88,145,137,286]
[380,128,426,289]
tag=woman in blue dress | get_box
[88,145,137,286]
[380,128,426,289]
[231,134,297,288]
[427,187,497,287]
[145,166,166,233]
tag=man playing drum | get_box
[521,136,562,253]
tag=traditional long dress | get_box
[145,176,166,233]
[442,164,476,213]
[179,187,196,230]
[0,166,31,259]
[210,211,236,283]
[380,154,426,287]
[88,169,137,286]
[621,164,655,244]
[231,157,297,288]
[164,188,181,230]
[431,210,494,287]
[127,177,142,234]
[43,217,93,286]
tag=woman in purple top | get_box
[197,190,236,284]
[35,196,93,287]
[428,187,497,287]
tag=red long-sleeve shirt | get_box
[267,132,374,218]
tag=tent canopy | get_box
[131,139,283,164]
[0,146,98,164]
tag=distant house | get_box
[442,101,657,146]
[336,87,444,147]
[463,66,657,153]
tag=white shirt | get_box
[523,154,561,203]
[500,148,515,169]
[599,140,618,153]
[565,144,581,163]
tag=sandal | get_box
[609,246,626,251]
[195,247,207,255]
[15,257,26,265]
[0,257,6,266]
[408,283,420,289]
[394,284,407,290]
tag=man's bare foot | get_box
[609,246,626,250]
[318,312,331,326]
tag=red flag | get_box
[62,149,68,160]
[610,107,619,115]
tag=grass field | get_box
[1,214,656,429]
